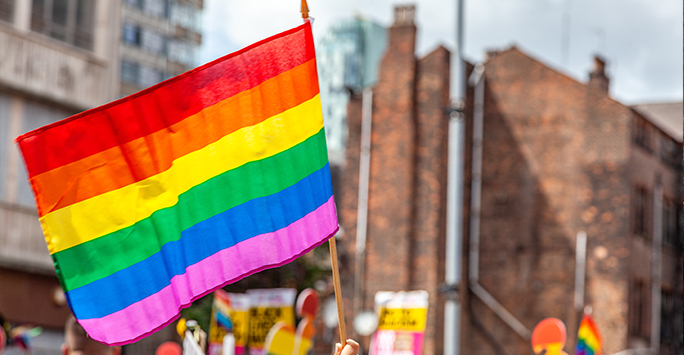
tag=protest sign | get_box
[208,290,233,355]
[227,293,251,355]
[247,289,296,355]
[370,291,429,355]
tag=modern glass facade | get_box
[316,17,387,165]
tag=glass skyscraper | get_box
[316,16,386,165]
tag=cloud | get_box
[200,0,683,103]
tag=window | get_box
[170,2,199,31]
[659,134,680,169]
[122,61,165,88]
[122,23,141,46]
[634,118,652,152]
[144,0,167,18]
[73,0,93,48]
[167,39,198,67]
[633,186,650,237]
[139,65,163,88]
[343,56,361,88]
[678,208,683,249]
[140,28,165,54]
[124,0,142,9]
[660,290,683,354]
[662,199,677,247]
[0,0,14,23]
[31,0,94,50]
[121,60,140,85]
[628,280,649,338]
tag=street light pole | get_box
[444,1,465,355]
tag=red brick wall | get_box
[460,48,635,355]
[362,15,418,308]
[411,46,450,355]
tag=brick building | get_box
[459,49,682,355]
[338,5,450,355]
[337,5,682,355]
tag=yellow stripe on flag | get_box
[41,95,323,254]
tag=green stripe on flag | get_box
[53,128,329,292]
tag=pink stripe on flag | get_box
[79,197,338,345]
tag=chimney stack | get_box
[385,5,416,58]
[588,55,610,94]
[393,5,415,26]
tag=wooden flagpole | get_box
[329,235,348,343]
[299,0,346,344]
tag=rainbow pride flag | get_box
[15,21,338,345]
[575,314,602,355]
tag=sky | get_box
[199,0,683,105]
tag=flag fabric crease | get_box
[15,21,338,345]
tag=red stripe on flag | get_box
[16,22,315,178]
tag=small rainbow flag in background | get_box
[575,313,602,355]
[15,21,337,345]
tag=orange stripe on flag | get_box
[30,60,319,216]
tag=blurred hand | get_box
[334,339,360,355]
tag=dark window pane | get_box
[144,0,165,18]
[0,0,14,23]
[677,208,683,250]
[139,65,163,87]
[121,60,140,85]
[663,200,673,246]
[50,24,68,41]
[125,0,142,9]
[74,0,93,49]
[634,118,653,153]
[629,280,649,338]
[73,29,92,49]
[123,23,141,45]
[31,0,94,50]
[76,0,93,32]
[660,290,684,354]
[51,0,68,26]
[31,0,45,31]
[633,186,648,236]
[659,135,680,169]
[141,28,164,54]
[49,0,68,42]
